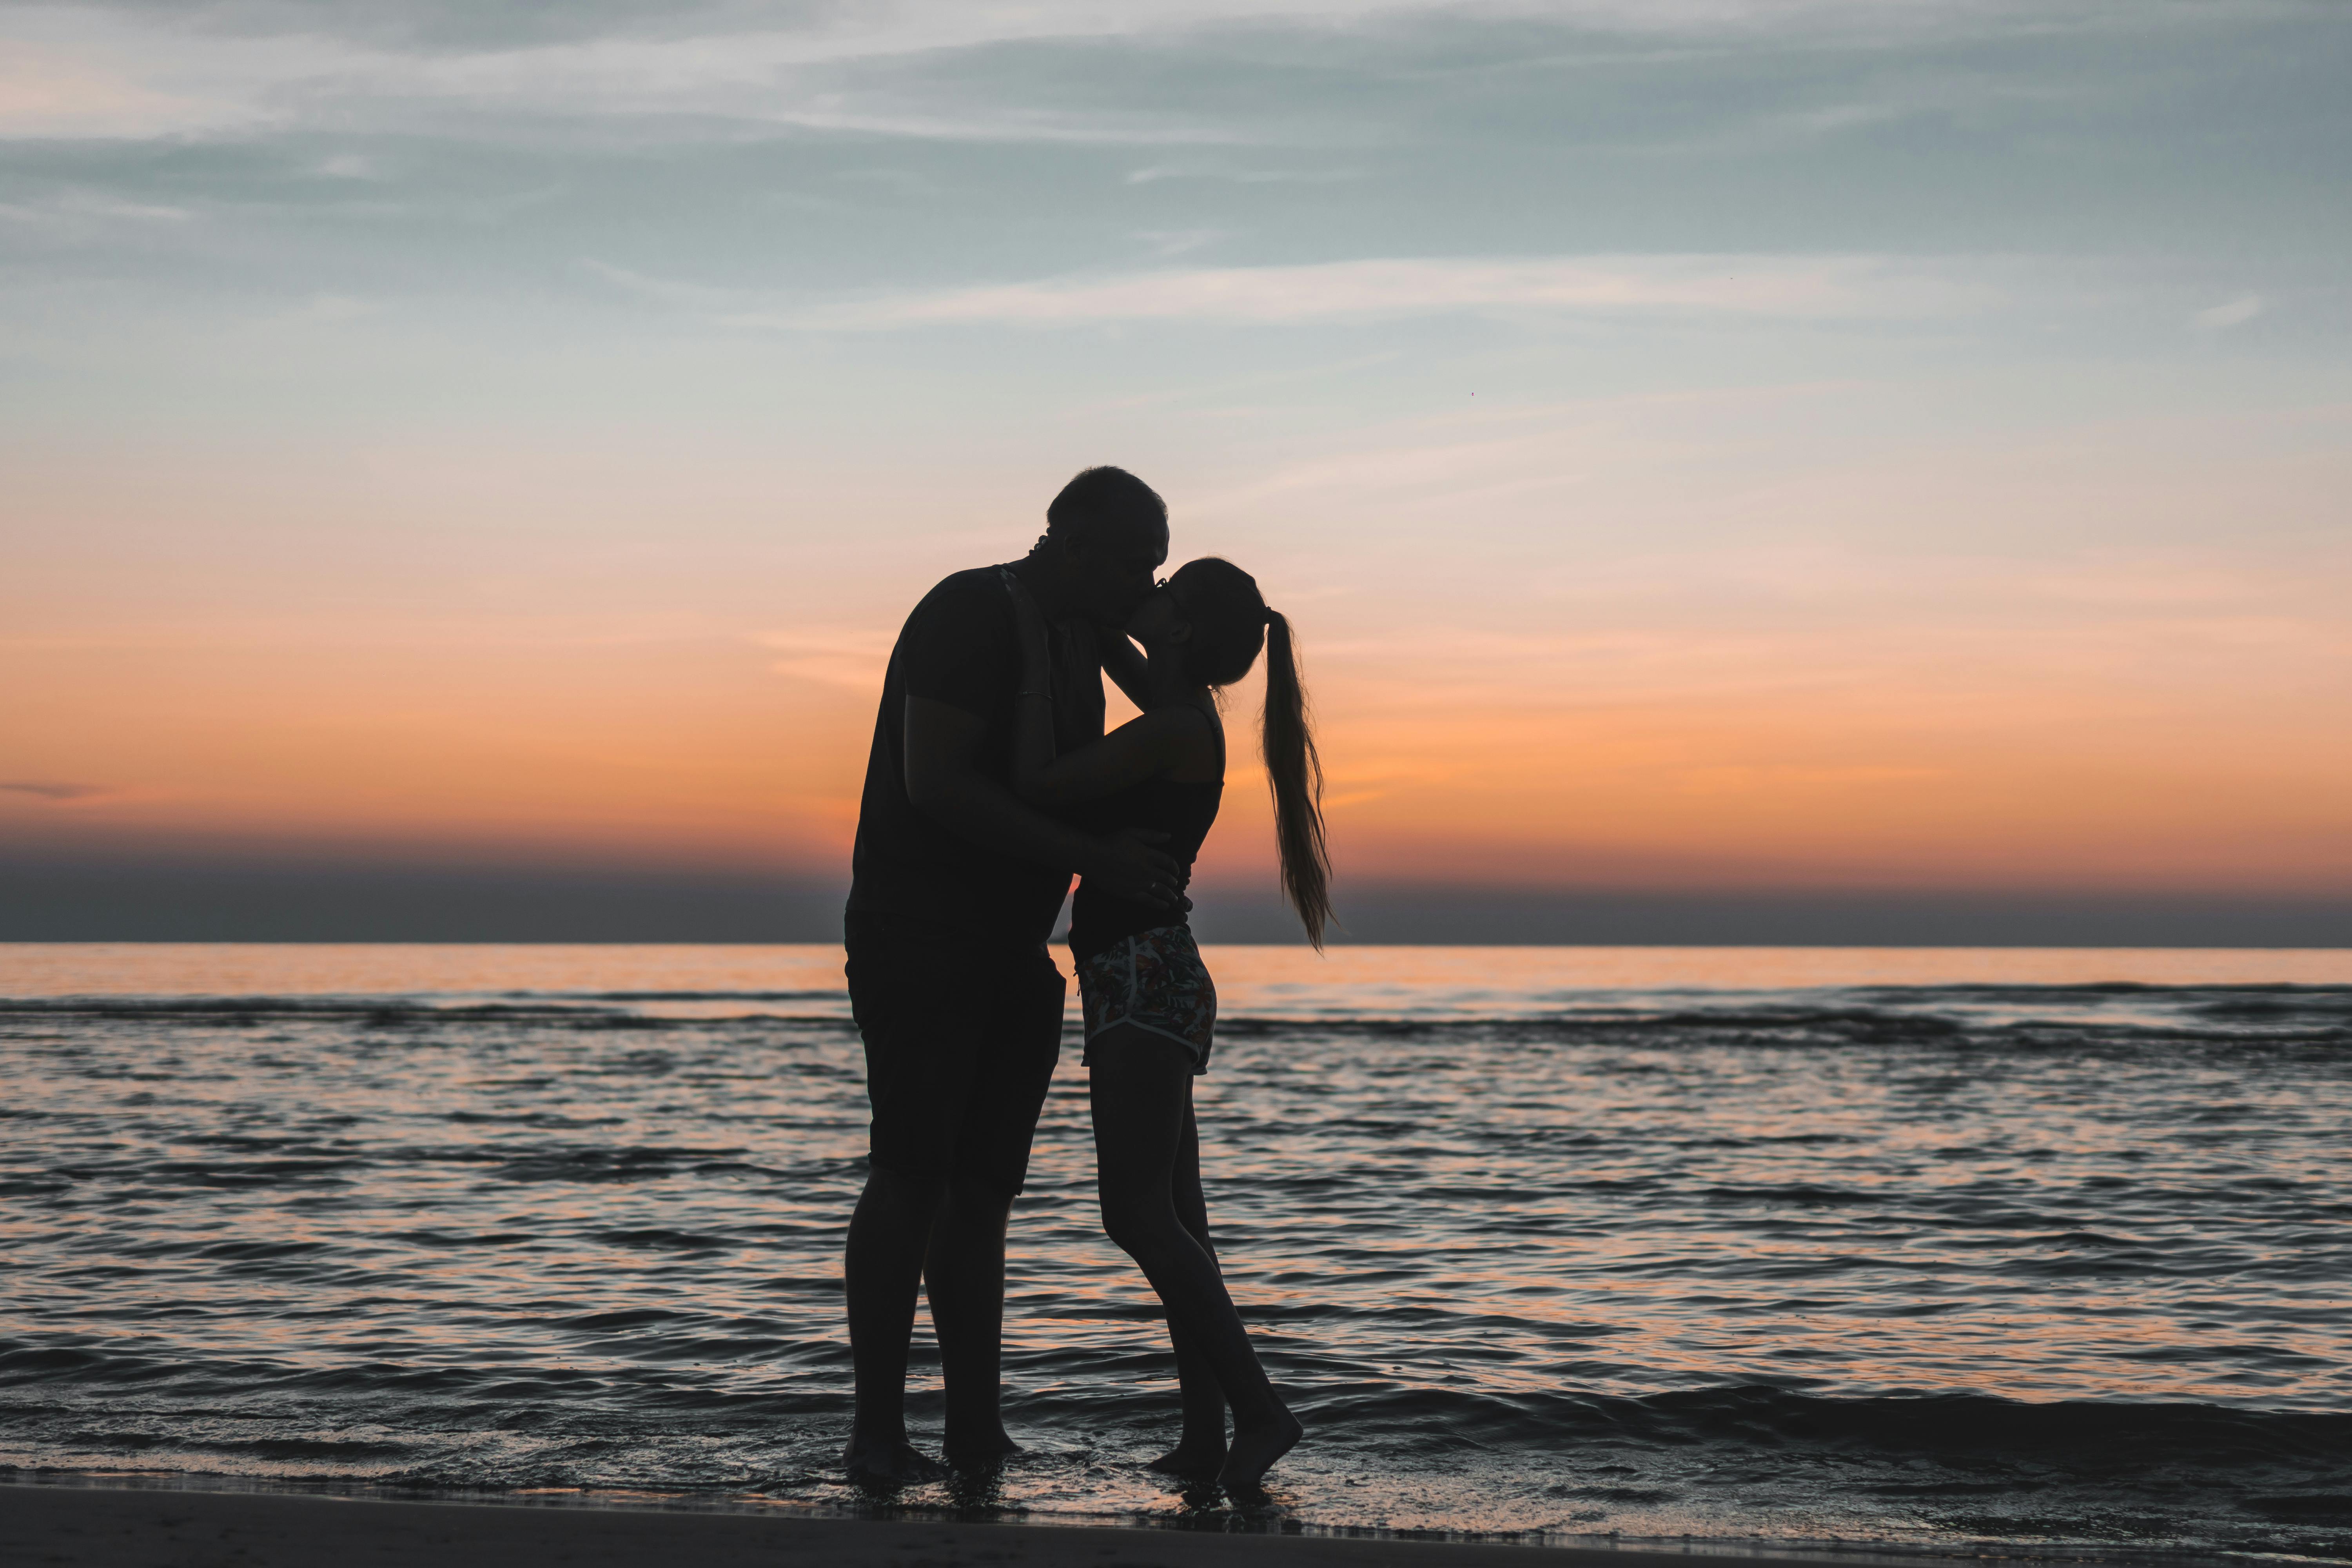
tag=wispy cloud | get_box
[579,258,740,310]
[1673,763,1945,796]
[2192,293,2265,332]
[1,0,2193,143]
[0,36,218,137]
[0,780,111,801]
[0,189,194,227]
[742,254,1996,330]
[0,2,1323,143]
[1124,164,1366,185]
[752,630,893,690]
[1134,228,1224,259]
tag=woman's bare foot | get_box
[1215,1409,1303,1491]
[1146,1434,1227,1477]
[841,1434,949,1486]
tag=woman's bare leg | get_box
[1149,1088,1230,1474]
[1090,1026,1301,1488]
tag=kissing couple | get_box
[839,465,1330,1492]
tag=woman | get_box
[1002,557,1329,1492]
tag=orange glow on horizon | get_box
[7,596,2348,897]
[7,406,2347,899]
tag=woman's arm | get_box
[1004,571,1207,807]
[906,697,1185,906]
[1100,632,1153,711]
[1016,708,1205,806]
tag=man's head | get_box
[1031,466,1169,625]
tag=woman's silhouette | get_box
[1004,557,1328,1491]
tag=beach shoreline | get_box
[0,1479,2181,1568]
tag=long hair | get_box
[1259,608,1332,949]
[1168,559,1333,949]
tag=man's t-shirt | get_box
[847,566,1105,945]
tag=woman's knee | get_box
[1098,1190,1178,1256]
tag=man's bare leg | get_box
[927,1176,1022,1466]
[842,1165,951,1483]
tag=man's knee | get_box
[859,1162,947,1221]
[943,1173,1015,1227]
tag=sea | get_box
[2,943,2348,1562]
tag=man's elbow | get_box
[905,769,960,816]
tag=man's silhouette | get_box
[840,466,1180,1482]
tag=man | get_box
[840,466,1184,1483]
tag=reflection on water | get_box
[8,940,2352,1013]
[2,944,2348,1559]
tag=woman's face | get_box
[1123,583,1186,646]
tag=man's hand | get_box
[905,698,1189,904]
[1083,829,1191,912]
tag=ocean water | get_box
[3,942,2349,1561]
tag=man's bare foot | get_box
[1215,1409,1303,1491]
[942,1426,1023,1469]
[1147,1436,1227,1477]
[842,1434,949,1486]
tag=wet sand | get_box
[0,1485,1958,1568]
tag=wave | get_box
[1315,1383,2352,1469]
[6,985,2352,1045]
[6,1330,2343,1466]
[1218,1006,2352,1047]
[0,998,618,1020]
[0,998,844,1031]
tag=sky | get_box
[3,0,2348,942]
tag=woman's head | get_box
[1131,556,1332,949]
[1127,557,1268,688]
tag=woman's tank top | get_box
[1067,711,1223,964]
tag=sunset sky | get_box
[4,1,2348,941]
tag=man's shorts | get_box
[1075,924,1217,1076]
[844,909,1065,1197]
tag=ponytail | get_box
[1163,557,1334,948]
[1259,610,1332,950]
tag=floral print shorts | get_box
[1076,924,1218,1075]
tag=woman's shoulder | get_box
[1140,702,1222,780]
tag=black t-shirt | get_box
[847,566,1105,945]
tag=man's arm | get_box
[1006,573,1062,800]
[905,696,1183,907]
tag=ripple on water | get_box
[3,946,2350,1559]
